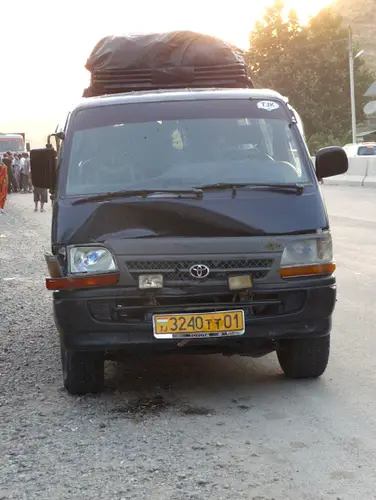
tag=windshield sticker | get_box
[257,101,280,111]
[171,129,184,150]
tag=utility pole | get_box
[348,26,357,144]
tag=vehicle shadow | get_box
[105,352,282,393]
[91,353,325,419]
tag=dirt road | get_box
[1,186,376,500]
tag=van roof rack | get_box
[83,64,252,97]
[82,31,253,98]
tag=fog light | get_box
[228,275,253,290]
[138,274,163,289]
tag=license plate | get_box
[153,310,245,339]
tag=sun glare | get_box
[214,0,335,48]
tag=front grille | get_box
[126,259,274,283]
[88,290,305,324]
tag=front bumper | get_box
[54,281,336,352]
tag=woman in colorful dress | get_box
[0,157,8,214]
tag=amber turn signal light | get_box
[280,263,336,279]
[46,273,119,290]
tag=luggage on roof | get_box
[83,31,253,97]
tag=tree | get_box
[247,2,374,150]
[248,1,301,82]
[248,1,301,78]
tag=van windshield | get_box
[63,99,311,196]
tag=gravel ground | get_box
[1,189,376,500]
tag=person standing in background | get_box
[19,154,26,192]
[33,186,48,212]
[25,153,33,192]
[8,153,19,192]
[12,154,21,189]
[19,153,31,193]
[0,157,8,213]
[2,154,17,193]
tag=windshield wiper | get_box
[71,188,204,205]
[71,183,306,205]
[194,182,306,196]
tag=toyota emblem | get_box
[189,264,210,279]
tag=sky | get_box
[1,0,333,146]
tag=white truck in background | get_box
[342,142,376,157]
[0,133,30,160]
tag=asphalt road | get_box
[1,185,376,500]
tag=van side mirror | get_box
[26,142,31,152]
[30,148,57,190]
[315,146,348,179]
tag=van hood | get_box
[53,188,328,244]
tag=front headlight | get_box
[69,246,117,274]
[280,234,335,278]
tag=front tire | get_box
[61,345,104,395]
[277,335,330,379]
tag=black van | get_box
[31,35,348,395]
